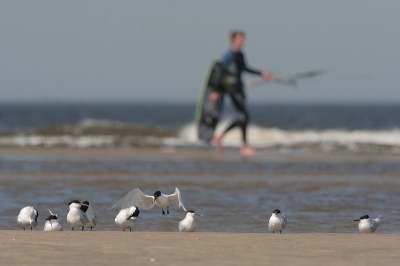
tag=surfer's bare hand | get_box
[262,72,275,82]
[209,91,219,103]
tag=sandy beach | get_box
[2,148,400,264]
[0,231,399,265]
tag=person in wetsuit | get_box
[209,30,274,156]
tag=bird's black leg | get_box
[72,228,74,231]
[130,228,132,232]
[82,226,84,231]
[123,229,125,231]
[280,231,282,234]
[23,227,25,230]
[31,226,32,230]
[162,209,165,216]
[91,227,93,231]
[273,231,275,234]
[167,206,169,215]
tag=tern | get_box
[67,200,89,231]
[179,210,202,232]
[114,206,140,231]
[44,210,63,231]
[353,214,382,233]
[17,206,39,230]
[81,201,97,231]
[268,209,287,234]
[108,187,186,216]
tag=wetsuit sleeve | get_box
[239,52,262,75]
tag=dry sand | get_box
[1,231,399,265]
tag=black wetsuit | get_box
[222,50,262,143]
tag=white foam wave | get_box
[173,122,400,152]
[0,135,116,148]
[3,121,400,152]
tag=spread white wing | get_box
[164,187,187,212]
[108,188,154,211]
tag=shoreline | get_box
[1,146,400,162]
[0,231,399,265]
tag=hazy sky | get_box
[1,1,399,103]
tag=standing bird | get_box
[81,201,97,231]
[44,210,63,231]
[67,200,89,231]
[179,210,202,232]
[17,206,39,230]
[114,206,140,231]
[353,214,382,233]
[108,187,186,216]
[268,209,287,234]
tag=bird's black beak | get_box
[195,213,203,217]
[353,219,360,222]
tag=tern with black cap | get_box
[179,210,202,232]
[268,209,287,234]
[44,209,63,231]
[108,187,186,216]
[67,200,89,231]
[353,214,382,233]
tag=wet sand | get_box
[1,231,399,265]
[1,146,400,162]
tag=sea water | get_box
[0,102,400,233]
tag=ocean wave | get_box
[2,119,400,152]
[173,122,400,153]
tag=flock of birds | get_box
[16,187,383,234]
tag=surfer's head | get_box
[230,30,245,52]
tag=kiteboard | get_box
[194,61,225,142]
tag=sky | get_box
[1,0,399,103]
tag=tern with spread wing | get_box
[108,187,186,215]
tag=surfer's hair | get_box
[230,30,245,42]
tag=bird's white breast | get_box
[268,216,284,231]
[155,196,169,208]
[67,208,88,226]
[358,220,373,233]
[44,219,63,231]
[179,217,195,232]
